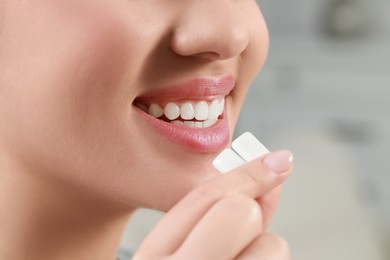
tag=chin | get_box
[131,152,221,212]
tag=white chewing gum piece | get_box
[232,132,270,162]
[212,148,245,174]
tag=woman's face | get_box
[0,0,268,211]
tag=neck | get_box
[0,154,134,260]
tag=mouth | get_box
[132,75,235,153]
[134,98,225,128]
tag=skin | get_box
[0,0,292,259]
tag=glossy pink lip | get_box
[134,107,229,153]
[136,75,236,101]
[133,75,234,153]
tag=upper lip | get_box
[135,75,236,101]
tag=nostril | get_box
[192,52,222,61]
[170,30,248,60]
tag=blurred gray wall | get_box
[235,0,390,259]
[259,0,390,39]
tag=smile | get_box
[132,75,235,153]
[134,98,225,128]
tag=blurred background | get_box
[120,0,390,259]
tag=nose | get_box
[169,1,249,60]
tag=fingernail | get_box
[263,150,293,174]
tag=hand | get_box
[133,150,293,260]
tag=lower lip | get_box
[133,106,230,153]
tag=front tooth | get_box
[194,101,208,120]
[184,121,195,127]
[172,120,184,125]
[164,102,180,120]
[149,103,164,118]
[218,99,225,115]
[194,122,203,128]
[180,102,195,120]
[208,100,220,119]
[203,118,217,128]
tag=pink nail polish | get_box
[263,150,293,174]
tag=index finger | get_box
[137,150,293,257]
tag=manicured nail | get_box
[263,150,293,174]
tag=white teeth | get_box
[171,119,219,128]
[219,98,225,114]
[149,104,164,118]
[180,102,195,120]
[208,100,220,120]
[172,120,184,125]
[184,121,195,127]
[194,121,203,128]
[203,118,217,128]
[194,101,208,121]
[141,98,225,128]
[164,102,180,120]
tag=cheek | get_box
[241,4,269,85]
[0,1,146,197]
[230,7,269,128]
